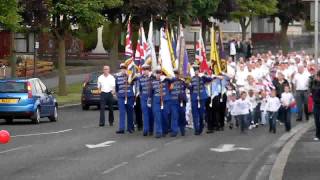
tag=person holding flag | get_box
[169,68,187,136]
[135,64,154,136]
[151,66,171,138]
[189,64,213,135]
[115,63,135,134]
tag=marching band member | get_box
[137,64,154,136]
[169,69,187,136]
[189,65,213,135]
[151,66,171,138]
[115,63,135,134]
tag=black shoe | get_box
[127,130,133,134]
[143,132,148,136]
[138,127,142,131]
[170,133,177,137]
[99,124,105,127]
[206,130,214,134]
[181,132,185,136]
[296,118,302,122]
[116,130,125,134]
[109,123,113,126]
[155,134,161,138]
[149,132,154,136]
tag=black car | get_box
[81,72,117,110]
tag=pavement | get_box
[0,106,311,180]
[283,125,320,180]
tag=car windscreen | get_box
[0,82,27,93]
[88,74,99,84]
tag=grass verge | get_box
[52,82,83,106]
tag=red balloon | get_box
[0,130,10,144]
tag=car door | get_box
[38,79,54,115]
[33,79,49,116]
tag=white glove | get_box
[147,98,152,107]
[199,73,204,77]
[160,75,166,81]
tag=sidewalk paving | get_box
[283,125,320,180]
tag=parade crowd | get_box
[98,49,320,140]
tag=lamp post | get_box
[315,0,319,66]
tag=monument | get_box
[91,26,107,54]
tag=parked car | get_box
[81,72,118,110]
[0,78,58,124]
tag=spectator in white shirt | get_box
[280,86,295,132]
[235,91,251,133]
[265,90,281,133]
[292,65,311,121]
[97,65,115,127]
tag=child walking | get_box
[280,85,295,132]
[265,90,281,133]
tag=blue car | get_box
[0,78,58,124]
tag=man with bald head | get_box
[98,65,115,127]
[292,65,311,121]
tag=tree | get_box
[103,0,167,62]
[231,0,277,41]
[192,0,220,46]
[273,0,306,54]
[47,0,122,95]
[0,0,22,77]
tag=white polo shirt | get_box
[97,74,115,93]
[293,71,310,91]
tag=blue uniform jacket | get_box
[189,75,212,101]
[170,78,187,102]
[115,73,134,98]
[151,77,171,104]
[137,75,153,100]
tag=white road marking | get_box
[86,141,116,149]
[0,145,32,154]
[210,144,252,152]
[136,148,157,158]
[82,125,97,129]
[102,162,128,175]
[11,129,72,138]
[164,139,182,146]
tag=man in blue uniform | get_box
[170,69,187,136]
[115,63,135,134]
[189,65,213,135]
[137,64,154,136]
[151,67,171,138]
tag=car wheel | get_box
[82,104,89,110]
[5,118,13,124]
[49,106,58,122]
[32,107,41,124]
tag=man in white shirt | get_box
[229,39,236,61]
[292,65,311,121]
[98,65,116,127]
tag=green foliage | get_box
[0,0,22,31]
[48,0,106,36]
[167,0,194,25]
[102,22,121,50]
[274,0,306,25]
[75,26,98,52]
[192,0,220,19]
[231,0,278,20]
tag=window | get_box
[38,80,47,93]
[0,82,27,93]
[34,80,44,94]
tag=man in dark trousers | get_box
[97,65,115,127]
[309,70,320,141]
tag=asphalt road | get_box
[0,106,302,180]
